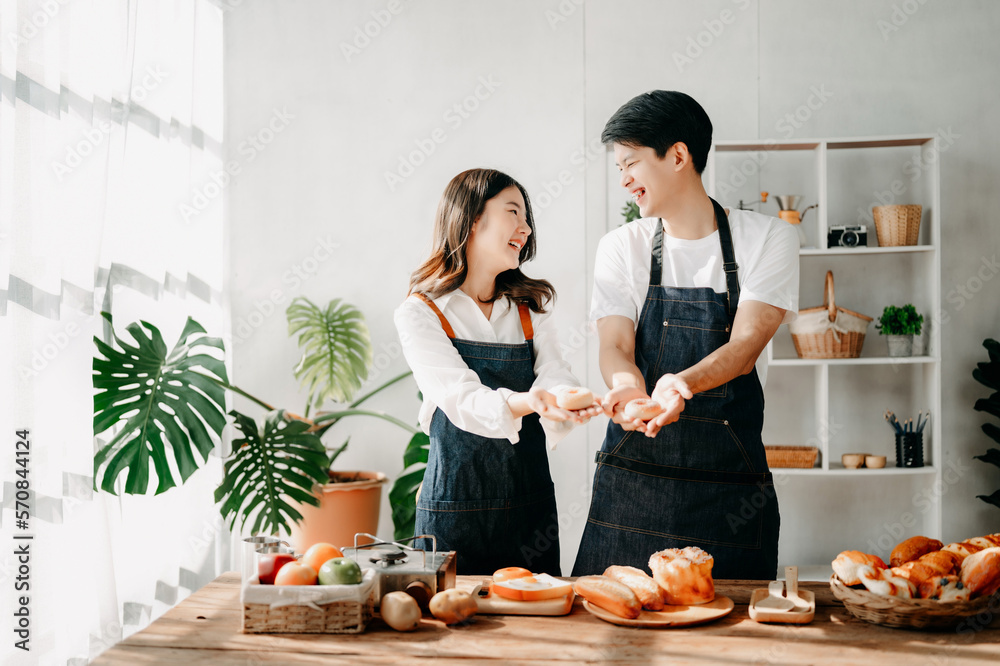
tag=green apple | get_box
[318,557,363,585]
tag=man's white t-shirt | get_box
[590,209,800,388]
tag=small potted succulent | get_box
[876,304,924,357]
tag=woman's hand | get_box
[508,387,582,423]
[601,385,648,431]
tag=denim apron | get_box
[573,199,779,580]
[412,294,560,576]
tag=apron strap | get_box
[652,202,741,318]
[711,197,741,319]
[413,292,456,339]
[517,302,534,341]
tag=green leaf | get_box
[984,423,1000,446]
[328,438,350,467]
[287,297,374,409]
[974,395,1000,420]
[215,409,330,536]
[390,431,430,541]
[985,338,1000,365]
[93,312,227,495]
[977,489,1000,510]
[974,448,1000,469]
[973,363,1000,391]
[621,200,640,224]
[877,304,923,336]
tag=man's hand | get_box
[602,384,648,431]
[645,374,694,437]
[514,387,583,424]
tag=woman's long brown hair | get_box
[408,168,555,313]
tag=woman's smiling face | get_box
[468,185,532,274]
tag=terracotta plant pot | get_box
[287,470,387,553]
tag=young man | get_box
[573,91,799,579]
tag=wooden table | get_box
[93,573,1000,664]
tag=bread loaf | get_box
[959,546,1000,599]
[859,567,917,598]
[648,547,715,605]
[832,550,888,586]
[573,575,642,619]
[604,565,666,611]
[918,575,970,602]
[890,536,943,567]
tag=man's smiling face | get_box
[613,142,678,219]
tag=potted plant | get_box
[92,296,424,552]
[876,304,923,357]
[973,338,1000,509]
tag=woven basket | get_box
[241,570,376,634]
[873,204,922,247]
[829,574,997,630]
[765,446,819,469]
[788,271,872,359]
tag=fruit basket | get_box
[241,568,377,634]
[829,574,996,630]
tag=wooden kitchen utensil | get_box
[471,581,574,616]
[749,566,816,624]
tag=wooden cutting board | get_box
[583,596,734,628]
[470,583,574,616]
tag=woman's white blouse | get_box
[393,290,580,448]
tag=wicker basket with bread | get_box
[830,533,1000,629]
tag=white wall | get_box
[226,0,1000,573]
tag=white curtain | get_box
[1,0,227,662]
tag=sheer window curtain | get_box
[1,1,229,662]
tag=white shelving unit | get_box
[604,134,943,575]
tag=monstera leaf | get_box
[389,431,430,541]
[93,312,227,495]
[215,409,330,535]
[287,297,373,409]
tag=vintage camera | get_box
[828,224,868,247]
[342,534,456,608]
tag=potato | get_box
[428,588,477,625]
[380,591,421,632]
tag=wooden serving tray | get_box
[582,596,734,628]
[748,588,816,624]
[471,583,574,616]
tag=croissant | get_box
[860,567,916,598]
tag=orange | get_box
[302,542,343,574]
[274,562,317,586]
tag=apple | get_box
[318,557,363,585]
[257,553,296,585]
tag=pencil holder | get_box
[895,432,924,468]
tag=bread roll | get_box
[648,547,715,605]
[890,550,960,590]
[832,550,888,586]
[555,387,594,411]
[859,567,916,598]
[941,541,985,563]
[573,575,641,619]
[918,575,970,602]
[890,536,943,568]
[966,534,1000,550]
[603,565,666,611]
[960,546,1000,599]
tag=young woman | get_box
[394,168,599,576]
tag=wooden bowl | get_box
[842,453,866,469]
[865,455,887,469]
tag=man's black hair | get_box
[601,90,713,174]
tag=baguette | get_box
[573,575,642,619]
[603,565,666,611]
[890,536,943,568]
